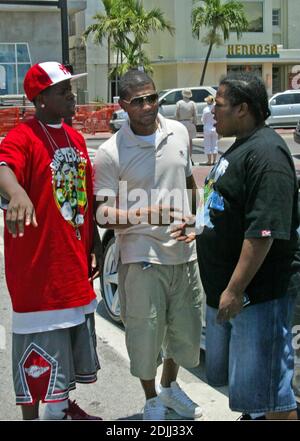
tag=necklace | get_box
[38,120,83,240]
[38,120,72,154]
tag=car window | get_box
[192,89,210,103]
[293,94,300,104]
[273,94,295,105]
[162,91,182,105]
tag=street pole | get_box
[59,0,69,65]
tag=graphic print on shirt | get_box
[196,157,229,232]
[50,147,88,228]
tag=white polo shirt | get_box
[93,114,197,265]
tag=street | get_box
[0,130,299,421]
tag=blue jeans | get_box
[205,293,297,413]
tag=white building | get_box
[1,0,300,102]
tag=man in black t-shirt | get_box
[173,73,300,420]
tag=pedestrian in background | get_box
[202,95,218,165]
[176,88,197,162]
[173,73,300,420]
[0,62,103,420]
[94,69,203,421]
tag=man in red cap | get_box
[0,62,103,420]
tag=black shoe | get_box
[237,413,265,420]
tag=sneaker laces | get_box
[143,397,166,420]
[65,400,89,418]
[171,384,197,409]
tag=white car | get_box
[109,86,217,133]
[267,89,300,128]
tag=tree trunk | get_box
[200,41,214,86]
[107,36,111,103]
[115,49,119,96]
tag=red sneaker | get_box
[63,400,103,420]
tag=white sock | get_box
[42,399,68,420]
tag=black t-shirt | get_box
[197,125,300,309]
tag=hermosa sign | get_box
[227,44,279,58]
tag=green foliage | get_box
[82,0,175,89]
[191,0,249,85]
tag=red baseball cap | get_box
[24,61,87,101]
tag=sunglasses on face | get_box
[123,92,159,107]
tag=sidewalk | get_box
[82,131,113,141]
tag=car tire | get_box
[100,236,122,323]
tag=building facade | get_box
[0,0,300,102]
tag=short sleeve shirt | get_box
[196,126,300,308]
[93,114,197,265]
[0,118,96,313]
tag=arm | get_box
[95,197,183,229]
[0,165,37,237]
[217,237,273,322]
[169,175,199,243]
[89,219,104,281]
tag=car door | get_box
[158,90,182,119]
[269,93,297,127]
[292,93,300,125]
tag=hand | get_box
[88,222,104,282]
[5,190,38,238]
[217,288,244,322]
[88,252,103,282]
[140,205,185,226]
[170,217,196,243]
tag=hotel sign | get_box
[227,44,279,58]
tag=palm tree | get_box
[191,0,248,85]
[83,0,127,101]
[83,0,175,98]
[111,37,153,78]
[123,0,175,55]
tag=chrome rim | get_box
[102,241,120,318]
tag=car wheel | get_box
[100,236,122,322]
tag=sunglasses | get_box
[123,92,159,107]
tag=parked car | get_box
[294,119,300,144]
[267,89,300,128]
[99,229,206,348]
[109,86,216,133]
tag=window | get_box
[162,91,182,105]
[272,9,280,26]
[227,64,262,77]
[192,89,210,103]
[294,94,300,104]
[240,1,264,32]
[274,94,295,105]
[0,43,31,95]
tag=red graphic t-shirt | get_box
[0,118,96,313]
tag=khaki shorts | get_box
[118,261,203,380]
[13,314,100,405]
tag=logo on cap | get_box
[23,61,87,101]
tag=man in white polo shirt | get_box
[94,70,203,420]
